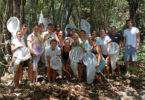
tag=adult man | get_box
[109,26,122,75]
[123,19,140,76]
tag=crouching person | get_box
[45,38,61,82]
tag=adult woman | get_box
[96,29,111,80]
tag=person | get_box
[91,30,97,39]
[123,19,140,76]
[27,25,43,83]
[66,28,73,38]
[80,30,92,52]
[21,24,28,35]
[42,23,59,69]
[104,21,111,35]
[109,26,122,75]
[58,32,64,49]
[88,37,105,82]
[96,29,111,80]
[11,31,31,87]
[54,24,63,36]
[72,28,77,35]
[71,33,85,80]
[45,38,61,82]
[38,23,44,35]
[42,23,59,46]
[61,38,72,78]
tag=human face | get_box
[17,32,23,40]
[72,29,76,34]
[56,25,61,31]
[33,27,39,36]
[73,35,79,42]
[88,37,93,46]
[67,29,71,34]
[50,41,57,49]
[58,33,63,40]
[127,21,132,28]
[22,26,28,34]
[100,29,106,38]
[111,27,116,35]
[47,26,53,32]
[104,22,109,28]
[64,39,70,47]
[92,30,96,37]
[80,31,85,38]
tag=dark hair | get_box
[67,28,71,30]
[111,26,116,29]
[80,30,86,34]
[48,23,53,26]
[50,38,57,44]
[126,19,132,23]
[39,23,44,27]
[33,25,39,30]
[99,28,106,33]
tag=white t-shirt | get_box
[12,38,26,48]
[96,35,111,55]
[45,46,61,57]
[12,38,26,58]
[123,27,139,48]
[42,31,59,47]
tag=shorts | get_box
[96,60,106,73]
[20,59,30,67]
[124,45,137,62]
[102,54,109,59]
[62,59,68,64]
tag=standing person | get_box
[11,31,31,87]
[109,26,122,75]
[27,25,42,83]
[38,23,44,35]
[104,21,111,35]
[61,39,72,78]
[58,32,64,49]
[91,30,97,39]
[97,29,111,80]
[123,19,140,76]
[45,39,61,82]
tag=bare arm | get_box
[11,44,22,53]
[96,45,102,66]
[27,40,37,57]
[136,32,140,50]
[47,56,50,67]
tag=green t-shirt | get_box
[72,41,84,48]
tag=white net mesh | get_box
[50,56,62,70]
[7,17,20,35]
[107,42,119,69]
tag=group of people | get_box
[11,19,140,87]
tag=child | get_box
[45,38,61,82]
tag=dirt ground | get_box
[0,62,145,100]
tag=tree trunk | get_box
[128,0,139,25]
